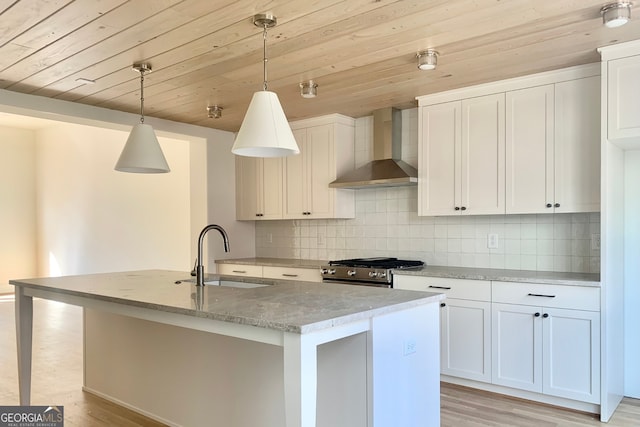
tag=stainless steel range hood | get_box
[329,108,417,189]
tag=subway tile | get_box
[505,223,521,239]
[536,223,554,239]
[553,223,571,239]
[505,254,521,270]
[554,239,571,255]
[448,238,461,253]
[521,239,537,255]
[461,238,476,253]
[505,239,521,255]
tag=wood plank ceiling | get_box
[1,0,640,132]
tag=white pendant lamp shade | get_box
[115,123,170,173]
[232,90,300,157]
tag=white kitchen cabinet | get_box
[284,115,355,219]
[262,266,321,282]
[217,263,321,283]
[394,275,491,383]
[217,263,263,277]
[607,53,640,142]
[505,85,554,214]
[506,77,600,214]
[235,156,282,220]
[492,282,600,403]
[419,93,505,216]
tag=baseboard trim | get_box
[82,386,180,427]
[441,375,600,415]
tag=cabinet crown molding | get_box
[416,63,600,106]
[598,39,640,61]
[289,113,355,129]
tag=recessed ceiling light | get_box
[417,49,438,71]
[207,105,223,119]
[299,81,318,98]
[601,2,632,28]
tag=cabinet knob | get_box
[543,313,549,318]
[534,312,541,317]
[440,303,446,307]
[461,206,467,211]
[546,203,552,208]
[554,203,560,208]
[454,207,460,211]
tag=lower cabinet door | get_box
[492,303,542,393]
[542,307,600,403]
[441,298,491,382]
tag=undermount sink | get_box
[205,280,268,289]
[176,278,268,289]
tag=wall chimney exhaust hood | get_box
[329,108,417,189]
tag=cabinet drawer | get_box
[217,263,263,278]
[492,281,599,311]
[262,266,321,282]
[394,275,491,301]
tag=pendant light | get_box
[231,14,300,158]
[115,63,170,173]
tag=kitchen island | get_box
[11,270,443,427]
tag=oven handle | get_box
[428,285,452,290]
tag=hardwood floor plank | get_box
[1,295,638,426]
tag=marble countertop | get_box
[395,266,600,287]
[216,258,600,287]
[10,270,443,334]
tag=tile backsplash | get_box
[255,110,600,274]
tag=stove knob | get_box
[368,271,378,278]
[320,268,329,274]
[328,269,336,275]
[378,271,387,278]
[347,270,357,277]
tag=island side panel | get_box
[368,302,440,427]
[84,309,369,427]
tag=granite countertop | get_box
[10,270,443,334]
[216,257,327,269]
[394,266,600,287]
[217,258,600,287]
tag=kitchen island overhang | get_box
[11,270,444,427]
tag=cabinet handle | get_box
[546,203,552,208]
[454,207,460,211]
[429,285,452,290]
[282,274,299,278]
[461,206,467,211]
[554,203,560,208]
[543,313,549,318]
[232,270,247,274]
[534,312,541,317]
[527,293,556,298]
[440,302,446,307]
[256,213,264,217]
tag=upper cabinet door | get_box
[554,76,601,213]
[306,124,335,217]
[283,128,307,218]
[235,156,259,221]
[419,101,461,216]
[608,54,640,142]
[461,93,505,215]
[506,85,555,214]
[259,157,283,219]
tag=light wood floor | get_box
[1,294,639,426]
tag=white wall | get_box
[0,127,36,294]
[35,123,192,275]
[624,150,640,398]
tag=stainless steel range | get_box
[321,257,424,288]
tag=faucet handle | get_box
[190,258,198,276]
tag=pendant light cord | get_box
[139,70,145,124]
[262,24,268,91]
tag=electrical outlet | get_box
[403,339,417,356]
[591,233,600,251]
[487,233,499,249]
